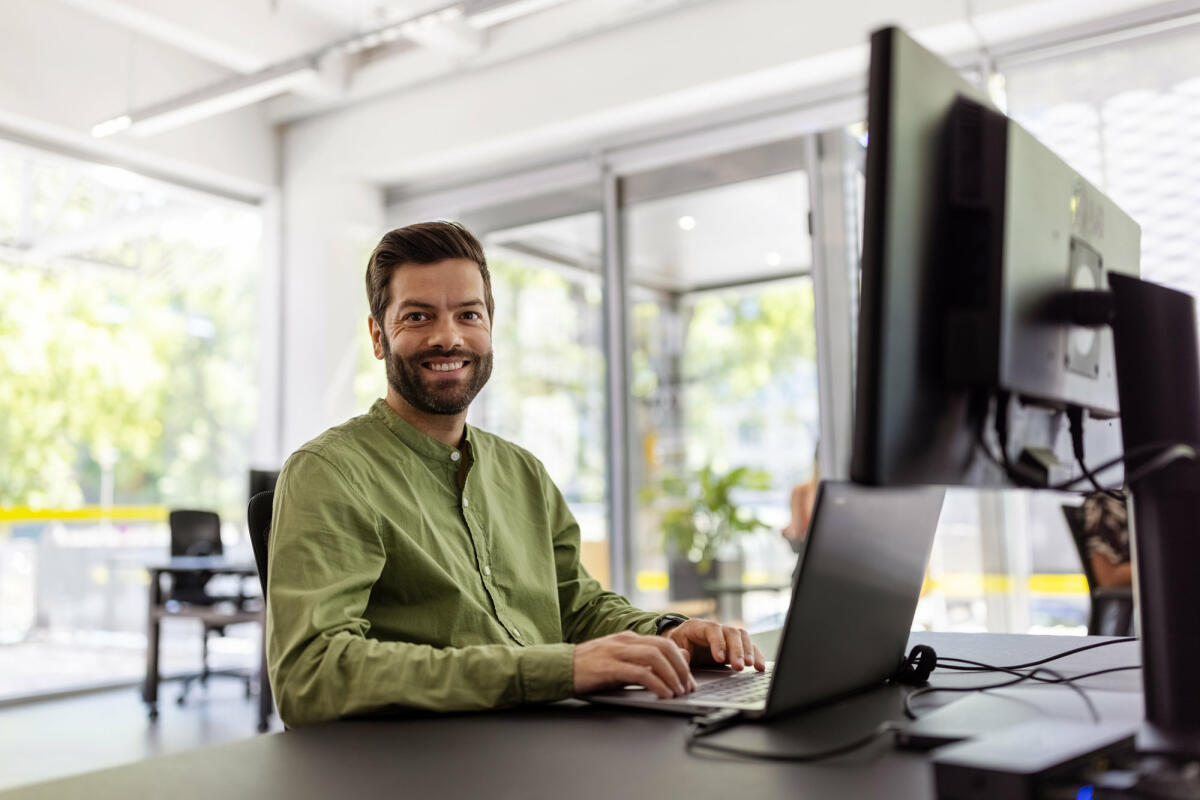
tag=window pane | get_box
[0,143,263,698]
[623,164,816,624]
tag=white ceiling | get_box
[11,0,1193,194]
[52,0,711,136]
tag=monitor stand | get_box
[1108,272,1200,760]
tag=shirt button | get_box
[462,497,470,508]
[450,451,461,462]
[483,565,491,576]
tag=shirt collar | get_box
[370,398,474,464]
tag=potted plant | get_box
[653,464,772,602]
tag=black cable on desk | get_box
[685,718,898,763]
[904,666,1102,723]
[936,636,1137,672]
[905,661,1142,724]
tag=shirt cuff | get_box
[517,643,576,703]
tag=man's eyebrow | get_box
[396,299,485,310]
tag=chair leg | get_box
[201,628,210,685]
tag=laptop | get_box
[585,481,946,720]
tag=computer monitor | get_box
[853,26,1200,761]
[851,26,1138,489]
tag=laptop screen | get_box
[765,482,945,718]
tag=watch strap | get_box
[655,614,688,636]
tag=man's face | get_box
[371,258,493,416]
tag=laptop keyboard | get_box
[690,670,772,704]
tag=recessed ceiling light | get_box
[678,215,696,231]
[765,252,782,267]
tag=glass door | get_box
[619,140,818,624]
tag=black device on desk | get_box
[855,23,1200,795]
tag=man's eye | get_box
[462,311,480,320]
[405,313,428,322]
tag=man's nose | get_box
[426,315,464,350]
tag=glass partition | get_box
[621,144,817,624]
[0,141,264,699]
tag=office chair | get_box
[247,490,275,729]
[247,491,273,596]
[1061,504,1135,637]
[167,509,253,703]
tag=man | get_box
[267,221,764,727]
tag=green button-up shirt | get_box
[267,399,666,727]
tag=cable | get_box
[1050,440,1196,491]
[980,413,1195,491]
[979,391,1051,487]
[936,636,1137,672]
[1067,405,1125,501]
[905,637,1143,725]
[685,718,897,763]
[903,665,1105,722]
[1124,444,1198,484]
[937,661,1141,684]
[980,390,1197,491]
[905,639,1141,722]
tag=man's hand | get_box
[573,631,696,699]
[664,619,766,672]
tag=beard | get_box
[383,341,493,416]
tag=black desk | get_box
[7,632,1142,800]
[142,557,271,731]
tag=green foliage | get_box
[0,235,258,518]
[652,464,772,574]
[683,286,816,400]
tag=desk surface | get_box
[2,632,1144,800]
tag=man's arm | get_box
[267,451,574,727]
[539,465,764,691]
[544,472,667,642]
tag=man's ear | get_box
[368,316,386,360]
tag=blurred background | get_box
[3,0,1200,781]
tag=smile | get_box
[424,360,468,372]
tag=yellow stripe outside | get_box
[637,570,1091,597]
[0,506,168,523]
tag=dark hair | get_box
[365,221,493,329]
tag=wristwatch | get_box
[655,613,688,636]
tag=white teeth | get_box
[428,361,464,372]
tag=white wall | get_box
[278,157,383,452]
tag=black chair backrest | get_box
[247,490,274,596]
[168,510,222,595]
[169,509,223,557]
